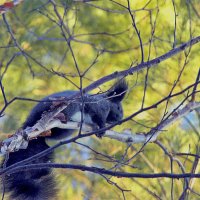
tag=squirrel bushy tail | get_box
[3,133,57,200]
[106,79,128,102]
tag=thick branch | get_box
[1,101,199,155]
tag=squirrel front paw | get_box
[95,131,105,138]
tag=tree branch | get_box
[83,36,200,93]
[1,101,199,155]
[1,162,200,179]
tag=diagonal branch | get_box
[104,101,200,143]
[83,36,200,93]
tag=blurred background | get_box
[0,0,200,199]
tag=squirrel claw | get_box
[95,131,105,138]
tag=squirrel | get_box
[2,80,128,200]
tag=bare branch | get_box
[83,36,200,93]
[1,162,200,179]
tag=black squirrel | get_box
[2,80,128,200]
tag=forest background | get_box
[0,0,200,199]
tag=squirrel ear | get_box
[107,79,128,102]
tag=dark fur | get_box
[2,80,128,199]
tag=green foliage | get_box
[0,0,200,199]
